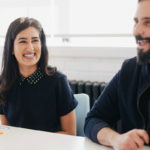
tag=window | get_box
[0,0,138,47]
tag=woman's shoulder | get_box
[46,67,66,79]
[44,69,68,87]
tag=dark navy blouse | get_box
[0,69,78,132]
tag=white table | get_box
[0,125,149,150]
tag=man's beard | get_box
[136,35,150,64]
[137,48,150,64]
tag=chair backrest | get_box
[74,93,90,136]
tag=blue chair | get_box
[74,93,90,136]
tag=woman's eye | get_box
[19,41,26,43]
[32,40,39,42]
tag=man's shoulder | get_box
[119,57,141,80]
[121,57,139,72]
[122,57,137,67]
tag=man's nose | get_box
[133,23,145,36]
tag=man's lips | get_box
[137,40,149,46]
[135,35,150,44]
[135,36,150,50]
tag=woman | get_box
[0,17,78,135]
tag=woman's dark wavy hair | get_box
[0,17,56,104]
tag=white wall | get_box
[49,46,136,82]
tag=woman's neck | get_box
[19,65,38,77]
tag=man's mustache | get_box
[135,35,150,43]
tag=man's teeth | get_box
[138,40,147,44]
[24,54,34,57]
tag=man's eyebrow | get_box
[133,17,150,22]
[142,17,150,20]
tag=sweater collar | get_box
[19,68,44,85]
[138,63,150,96]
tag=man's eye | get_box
[134,21,138,24]
[133,18,138,24]
[145,21,150,24]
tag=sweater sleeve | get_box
[0,106,4,115]
[84,70,120,143]
[56,74,78,116]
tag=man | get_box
[84,0,150,150]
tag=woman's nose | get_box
[27,42,34,50]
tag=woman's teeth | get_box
[23,54,34,58]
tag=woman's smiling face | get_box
[13,26,41,71]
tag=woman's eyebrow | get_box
[32,37,40,39]
[17,37,27,41]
